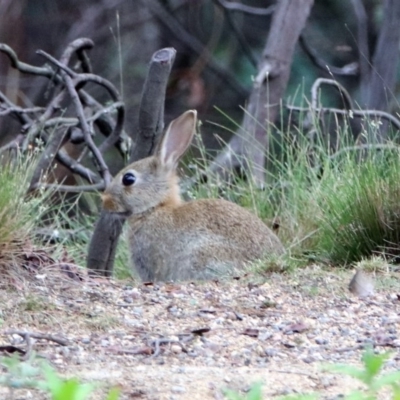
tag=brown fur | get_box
[102,110,284,282]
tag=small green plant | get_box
[0,355,120,400]
[222,348,400,400]
[224,382,263,400]
[326,347,400,400]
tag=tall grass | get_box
[316,149,400,264]
[0,153,52,272]
[189,112,400,268]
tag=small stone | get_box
[171,386,186,394]
[264,348,278,357]
[123,297,133,303]
[315,337,328,345]
[171,344,182,354]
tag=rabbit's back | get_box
[128,198,283,281]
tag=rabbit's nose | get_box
[101,192,118,211]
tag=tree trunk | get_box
[364,0,400,112]
[209,0,314,188]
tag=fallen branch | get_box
[4,330,69,361]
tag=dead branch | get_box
[87,47,176,277]
[130,47,176,162]
[311,78,354,110]
[288,78,400,132]
[299,35,359,77]
[287,105,400,131]
[5,330,69,346]
[0,43,55,79]
[33,182,105,193]
[0,106,44,117]
[207,0,315,188]
[1,39,127,190]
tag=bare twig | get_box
[0,106,44,117]
[311,78,354,110]
[299,35,358,76]
[55,147,101,184]
[59,37,94,67]
[1,40,127,193]
[31,182,105,192]
[37,49,112,186]
[5,330,69,346]
[0,90,32,125]
[37,49,125,155]
[149,338,180,358]
[0,43,55,79]
[287,105,400,131]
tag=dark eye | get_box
[122,172,136,186]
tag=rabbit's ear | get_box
[158,110,197,169]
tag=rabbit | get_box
[101,110,284,282]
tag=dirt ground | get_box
[0,266,399,399]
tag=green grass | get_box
[222,347,400,400]
[3,108,399,277]
[0,152,52,273]
[187,107,400,270]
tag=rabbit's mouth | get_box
[110,210,132,219]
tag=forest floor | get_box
[0,265,399,400]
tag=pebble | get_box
[264,348,278,357]
[171,344,182,354]
[171,386,186,394]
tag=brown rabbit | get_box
[102,110,284,281]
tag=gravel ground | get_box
[0,266,399,399]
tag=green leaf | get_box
[342,390,372,400]
[106,387,121,400]
[54,379,95,400]
[38,364,64,394]
[247,383,263,400]
[325,364,367,383]
[391,383,400,400]
[223,389,244,400]
[371,371,400,390]
[362,348,390,382]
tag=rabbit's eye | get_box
[122,172,136,186]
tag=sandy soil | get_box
[0,266,399,399]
